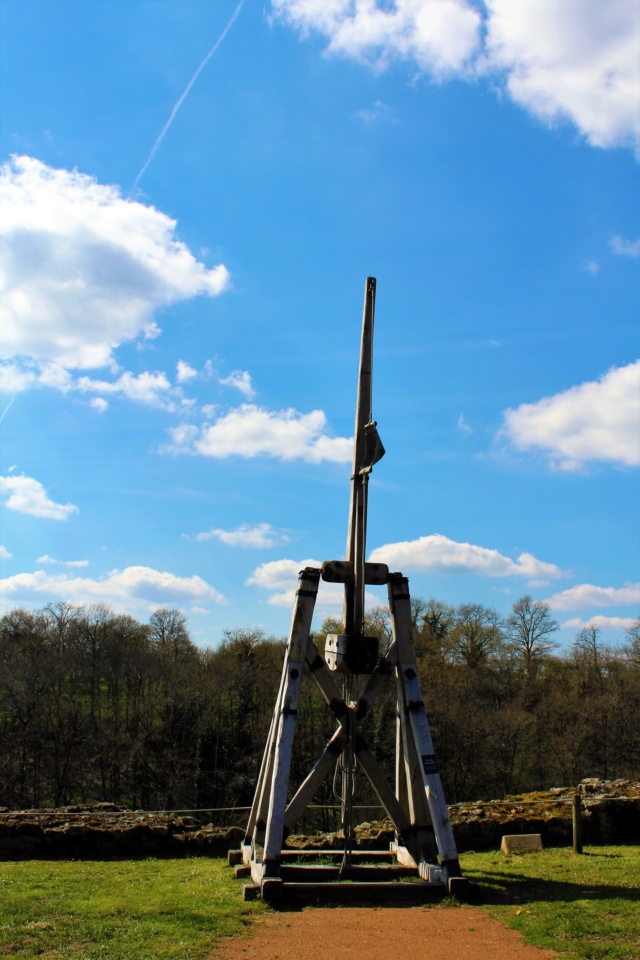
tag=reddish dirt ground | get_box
[210,906,559,960]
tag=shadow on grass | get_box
[579,851,623,858]
[465,870,640,906]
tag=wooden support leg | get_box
[244,649,291,862]
[388,573,462,881]
[245,662,287,865]
[396,667,438,863]
[396,709,409,825]
[258,568,320,880]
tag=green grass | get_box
[461,846,640,960]
[0,859,264,959]
[1,848,638,959]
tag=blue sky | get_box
[1,0,638,648]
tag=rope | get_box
[339,674,358,877]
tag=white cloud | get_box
[273,0,640,155]
[547,582,640,611]
[0,545,12,559]
[247,557,377,609]
[584,260,600,275]
[0,473,78,520]
[355,100,395,124]
[0,361,180,410]
[36,554,89,568]
[369,533,564,579]
[247,557,319,591]
[247,557,322,605]
[219,370,256,400]
[0,362,37,393]
[500,361,640,470]
[482,0,640,154]
[0,156,229,372]
[75,370,177,410]
[176,360,198,383]
[610,235,640,258]
[0,565,225,614]
[562,615,637,632]
[273,0,481,76]
[457,413,472,435]
[164,404,352,463]
[0,360,72,395]
[193,522,289,548]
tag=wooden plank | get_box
[322,560,389,585]
[396,668,438,863]
[244,698,280,858]
[262,881,447,905]
[395,708,409,826]
[388,573,461,874]
[356,640,396,719]
[247,673,286,863]
[322,559,354,583]
[399,663,460,868]
[391,843,414,867]
[387,573,417,663]
[262,568,320,868]
[344,277,378,639]
[279,850,394,862]
[246,610,298,861]
[305,641,348,722]
[279,864,418,881]
[355,736,420,865]
[284,726,346,830]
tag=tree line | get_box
[1,598,638,814]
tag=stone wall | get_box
[447,778,640,851]
[1,779,638,860]
[0,805,245,861]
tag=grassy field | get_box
[461,846,640,960]
[0,858,263,959]
[1,847,638,959]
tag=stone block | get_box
[500,833,543,854]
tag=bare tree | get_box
[450,603,505,668]
[415,597,456,660]
[507,595,559,676]
[625,616,640,665]
[572,623,605,687]
[149,609,195,661]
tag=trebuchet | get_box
[233,278,471,904]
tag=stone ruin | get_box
[1,779,638,860]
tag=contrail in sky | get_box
[131,0,245,194]
[0,394,17,425]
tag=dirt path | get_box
[210,906,559,960]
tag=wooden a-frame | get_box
[238,565,468,904]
